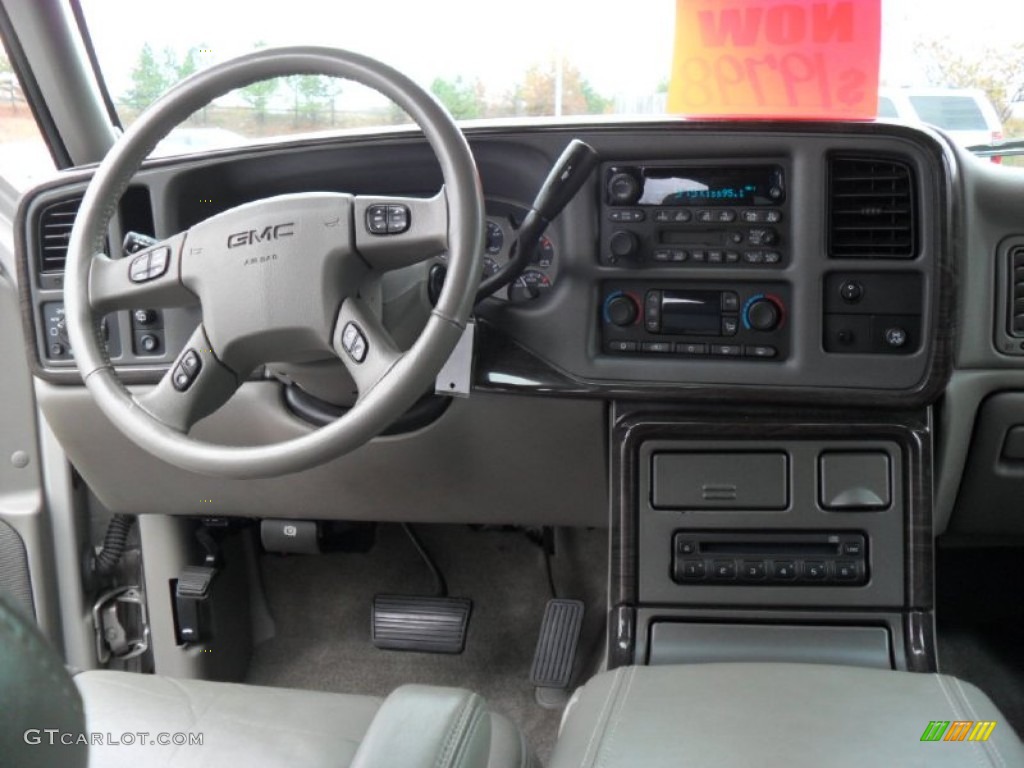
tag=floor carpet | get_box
[246,524,607,764]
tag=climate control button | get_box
[603,292,640,326]
[743,295,784,332]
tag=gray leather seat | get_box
[549,663,1024,768]
[0,592,532,768]
[75,671,532,768]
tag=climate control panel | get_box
[601,281,790,361]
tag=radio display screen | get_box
[660,290,722,334]
[638,166,783,206]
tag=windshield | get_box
[4,0,1022,179]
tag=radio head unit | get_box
[609,165,785,207]
[600,161,789,268]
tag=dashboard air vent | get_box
[1009,246,1024,337]
[828,156,915,259]
[37,197,82,273]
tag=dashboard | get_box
[18,121,952,407]
[18,118,1024,534]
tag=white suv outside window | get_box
[878,87,1004,162]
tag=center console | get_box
[608,405,934,674]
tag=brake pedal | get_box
[372,595,472,654]
[530,598,584,689]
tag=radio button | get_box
[803,561,829,581]
[721,292,740,312]
[673,210,692,223]
[696,209,714,223]
[765,209,783,223]
[641,341,672,353]
[729,232,745,244]
[745,345,778,359]
[606,340,638,353]
[772,560,797,580]
[764,251,781,264]
[835,561,859,581]
[716,210,737,223]
[690,250,706,263]
[741,210,762,223]
[676,342,708,355]
[609,230,640,261]
[721,317,739,336]
[654,210,672,223]
[841,541,864,556]
[608,209,645,223]
[711,344,742,357]
[652,249,672,262]
[744,251,765,264]
[670,250,688,262]
[748,228,778,246]
[707,250,724,264]
[712,560,737,580]
[741,560,767,580]
[676,538,698,555]
[725,251,740,263]
[676,559,706,581]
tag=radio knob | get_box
[607,172,641,205]
[609,230,640,261]
[745,298,782,332]
[604,294,639,326]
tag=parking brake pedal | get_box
[372,595,472,654]
[531,598,584,689]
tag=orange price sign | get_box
[668,0,881,119]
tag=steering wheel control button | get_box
[386,205,410,234]
[365,205,389,234]
[129,253,150,282]
[148,247,169,278]
[180,350,202,377]
[340,322,369,363]
[128,246,170,283]
[366,204,411,235]
[172,350,202,392]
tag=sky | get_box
[79,0,1024,109]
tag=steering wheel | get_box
[64,47,484,479]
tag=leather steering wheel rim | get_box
[64,47,484,479]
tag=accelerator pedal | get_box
[372,595,472,654]
[530,598,584,689]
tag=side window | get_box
[0,42,56,192]
[877,97,898,119]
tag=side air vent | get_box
[828,156,916,259]
[38,196,82,273]
[1009,246,1024,337]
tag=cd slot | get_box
[699,541,837,556]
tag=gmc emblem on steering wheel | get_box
[226,222,295,249]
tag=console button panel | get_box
[602,281,791,361]
[671,532,868,586]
